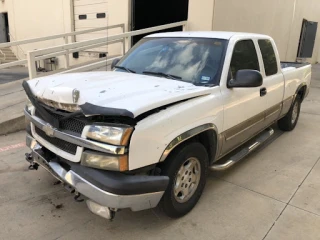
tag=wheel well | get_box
[195,130,217,164]
[297,85,307,101]
[169,129,217,164]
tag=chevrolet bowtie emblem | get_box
[72,89,80,104]
[42,123,55,137]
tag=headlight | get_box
[87,125,133,145]
[81,151,128,171]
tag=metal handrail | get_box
[0,23,125,70]
[27,21,187,79]
[8,32,26,59]
[0,24,125,48]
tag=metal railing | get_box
[8,32,26,60]
[27,21,187,79]
[0,49,5,63]
[0,23,125,70]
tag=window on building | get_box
[258,39,278,76]
[230,40,260,78]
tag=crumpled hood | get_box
[27,71,212,118]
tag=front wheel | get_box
[160,142,208,218]
[278,96,301,131]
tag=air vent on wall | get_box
[97,13,106,18]
[79,15,87,20]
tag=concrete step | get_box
[0,49,14,53]
[2,52,15,56]
[1,59,18,64]
[0,47,18,60]
[0,51,14,55]
[4,56,18,60]
[0,48,12,52]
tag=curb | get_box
[0,115,25,136]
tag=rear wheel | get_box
[160,142,208,218]
[278,96,301,131]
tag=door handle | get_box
[260,87,267,97]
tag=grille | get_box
[34,108,88,155]
[35,110,86,134]
[35,126,78,155]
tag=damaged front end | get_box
[23,81,169,220]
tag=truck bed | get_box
[281,61,310,69]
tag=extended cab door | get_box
[219,38,267,156]
[257,39,285,125]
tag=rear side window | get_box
[258,39,278,76]
[230,40,260,78]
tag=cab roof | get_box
[145,31,270,40]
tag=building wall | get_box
[0,0,72,58]
[0,0,129,69]
[188,0,320,63]
[1,0,320,67]
[187,0,215,31]
[285,0,320,63]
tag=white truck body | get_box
[24,31,311,219]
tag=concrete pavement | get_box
[0,67,29,84]
[0,65,320,239]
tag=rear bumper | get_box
[26,134,168,212]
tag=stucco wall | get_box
[285,0,320,63]
[187,0,215,31]
[0,1,8,12]
[1,0,71,56]
[0,0,72,68]
[188,0,320,63]
[0,0,129,69]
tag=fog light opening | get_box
[86,200,116,221]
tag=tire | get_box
[160,141,209,218]
[278,96,301,131]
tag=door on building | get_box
[73,0,108,53]
[0,13,9,43]
[297,19,318,59]
[131,0,189,46]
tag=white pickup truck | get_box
[24,32,311,220]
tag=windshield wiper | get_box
[114,66,136,73]
[142,71,182,80]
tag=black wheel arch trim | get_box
[295,82,308,101]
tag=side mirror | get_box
[111,58,121,70]
[228,70,263,88]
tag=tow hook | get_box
[25,153,39,170]
[109,209,116,221]
[74,192,84,202]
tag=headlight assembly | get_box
[81,150,128,171]
[86,125,134,146]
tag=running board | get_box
[210,128,274,171]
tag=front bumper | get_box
[26,134,168,212]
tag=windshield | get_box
[116,37,227,86]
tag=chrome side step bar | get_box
[210,128,274,171]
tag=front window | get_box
[116,37,227,86]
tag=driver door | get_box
[220,39,267,156]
